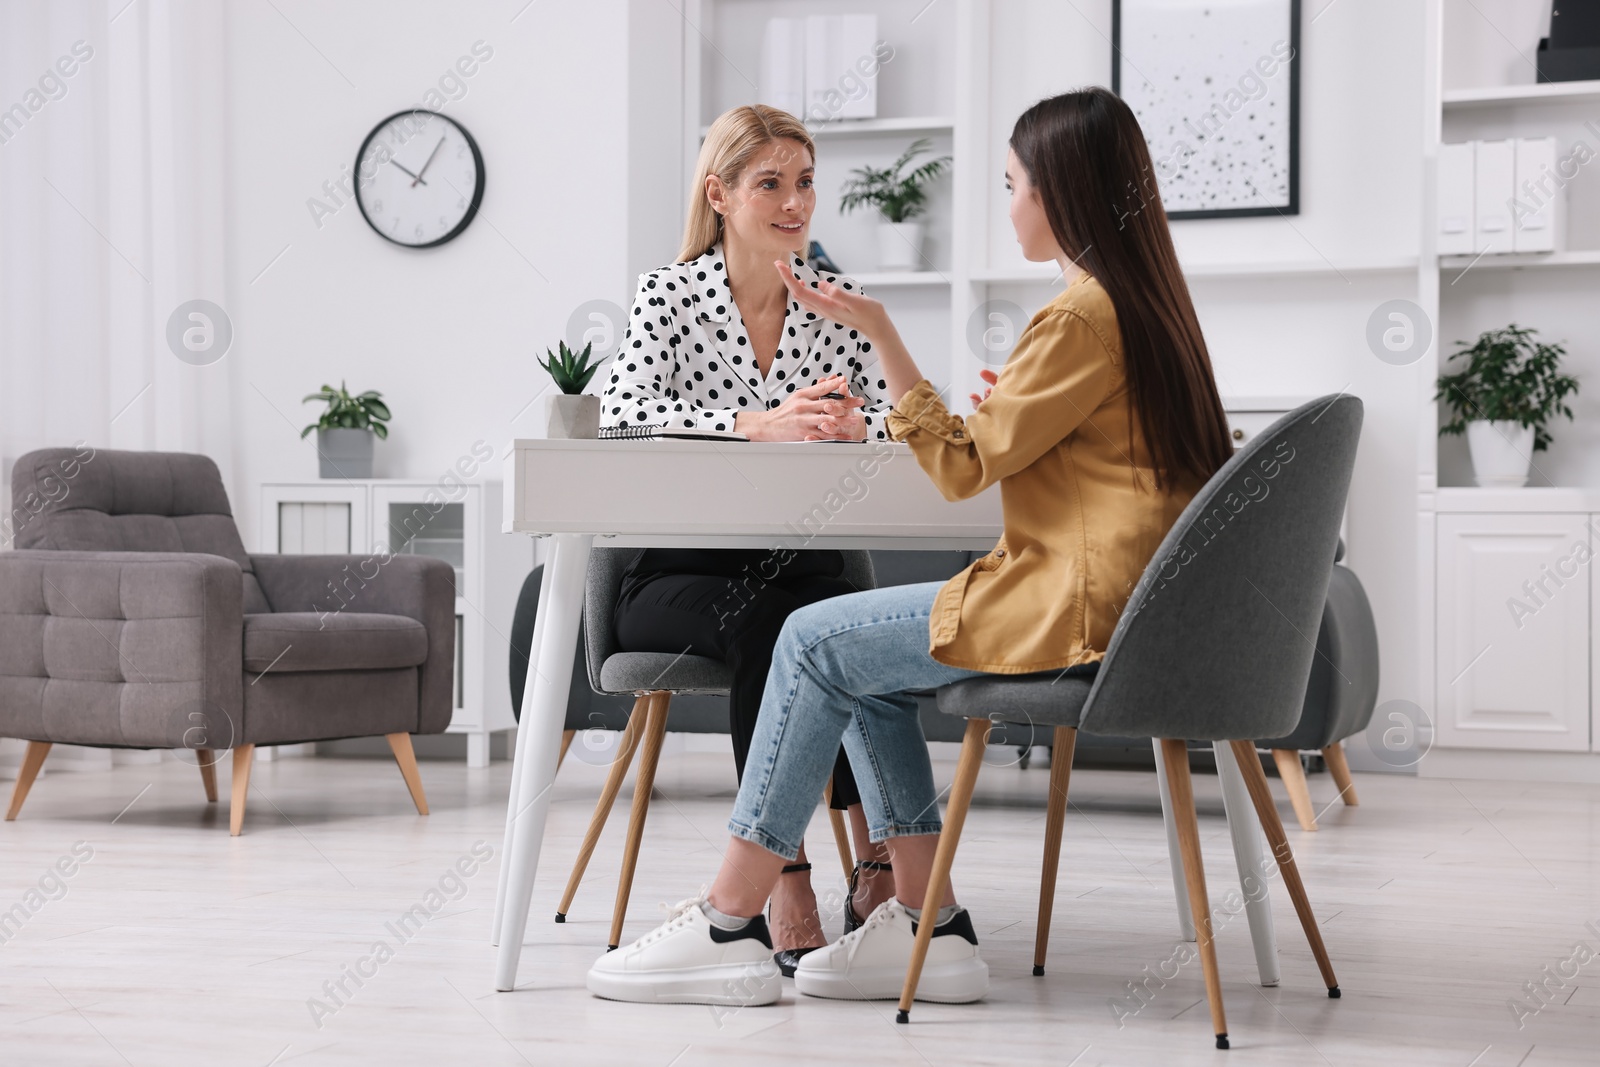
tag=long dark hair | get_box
[1010,88,1232,491]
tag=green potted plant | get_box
[1435,324,1578,487]
[301,381,390,478]
[838,137,951,272]
[539,340,602,438]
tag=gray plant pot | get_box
[317,427,375,478]
[546,394,601,439]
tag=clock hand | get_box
[412,136,445,187]
[388,159,427,186]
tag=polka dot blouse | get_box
[601,240,893,439]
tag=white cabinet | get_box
[1436,507,1594,752]
[260,480,532,767]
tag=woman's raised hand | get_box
[736,374,865,441]
[774,260,886,336]
[968,368,998,411]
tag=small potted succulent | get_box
[540,340,602,438]
[1435,324,1579,487]
[301,381,390,478]
[838,137,951,272]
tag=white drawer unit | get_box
[1221,397,1309,451]
[1434,495,1598,754]
[261,479,532,767]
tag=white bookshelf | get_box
[699,115,955,138]
[1442,79,1600,110]
[1421,0,1600,764]
[259,480,532,768]
[1439,249,1600,271]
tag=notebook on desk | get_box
[596,425,749,441]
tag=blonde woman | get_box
[600,105,900,974]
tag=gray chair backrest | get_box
[1077,395,1363,741]
[582,548,876,693]
[11,448,272,614]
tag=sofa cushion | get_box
[243,612,427,673]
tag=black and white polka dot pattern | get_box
[600,241,892,439]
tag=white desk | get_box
[491,438,1279,991]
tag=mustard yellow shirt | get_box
[886,274,1201,674]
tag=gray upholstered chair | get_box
[1,448,455,835]
[898,395,1362,1048]
[1258,542,1379,830]
[554,546,872,949]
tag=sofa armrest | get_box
[249,553,456,733]
[0,550,243,748]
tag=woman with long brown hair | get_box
[589,86,1233,1009]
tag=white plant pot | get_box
[877,221,925,272]
[546,393,600,439]
[1466,419,1535,487]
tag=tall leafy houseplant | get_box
[301,381,390,479]
[539,340,602,438]
[1435,324,1578,487]
[838,138,951,272]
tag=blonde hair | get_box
[677,105,816,263]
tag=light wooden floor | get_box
[2,747,1598,1066]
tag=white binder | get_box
[760,18,806,118]
[1438,142,1475,256]
[1473,139,1515,255]
[1512,136,1564,254]
[804,14,879,124]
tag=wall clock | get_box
[354,109,484,247]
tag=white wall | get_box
[225,0,640,549]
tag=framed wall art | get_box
[1112,0,1301,219]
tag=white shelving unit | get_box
[1439,249,1600,271]
[259,480,531,768]
[1442,79,1600,110]
[1421,1,1600,771]
[699,115,955,139]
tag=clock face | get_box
[354,109,484,248]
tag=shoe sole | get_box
[793,957,988,1003]
[587,961,783,1006]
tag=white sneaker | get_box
[793,900,988,1003]
[586,893,783,1006]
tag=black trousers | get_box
[613,571,862,810]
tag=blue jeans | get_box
[727,582,990,860]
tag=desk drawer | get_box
[1225,409,1289,451]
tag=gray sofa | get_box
[1,448,455,833]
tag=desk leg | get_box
[1215,741,1281,987]
[493,533,592,991]
[1153,739,1196,942]
[491,538,558,947]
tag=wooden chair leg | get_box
[1033,725,1077,976]
[230,744,256,836]
[824,776,854,884]
[1321,742,1358,807]
[5,741,51,821]
[1271,748,1318,831]
[607,691,672,950]
[386,733,430,816]
[1230,740,1340,998]
[198,750,219,803]
[1161,738,1229,1049]
[556,696,648,922]
[556,729,576,773]
[898,717,990,1023]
